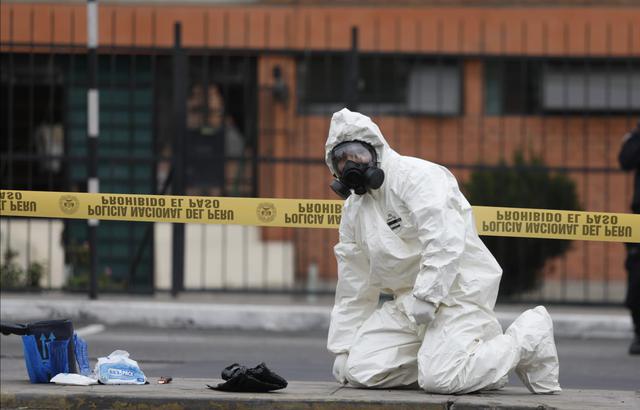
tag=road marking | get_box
[76,324,106,337]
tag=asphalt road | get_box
[1,325,639,390]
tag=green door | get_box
[65,55,155,292]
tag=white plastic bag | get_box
[50,373,98,386]
[94,350,147,385]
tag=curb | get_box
[1,379,638,410]
[0,298,633,339]
[0,298,331,332]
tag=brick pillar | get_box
[464,59,483,116]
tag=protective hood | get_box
[325,108,392,177]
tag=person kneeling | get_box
[325,109,561,394]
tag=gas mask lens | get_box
[331,142,374,177]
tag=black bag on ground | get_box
[208,362,288,392]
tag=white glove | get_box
[409,297,438,326]
[332,353,349,384]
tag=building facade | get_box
[1,1,639,300]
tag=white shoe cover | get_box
[506,306,561,394]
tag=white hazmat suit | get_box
[326,108,561,394]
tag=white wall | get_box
[155,223,294,290]
[0,218,66,288]
[0,218,294,291]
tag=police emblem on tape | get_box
[256,202,277,223]
[59,195,79,215]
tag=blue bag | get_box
[1,319,90,383]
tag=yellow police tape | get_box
[1,189,639,243]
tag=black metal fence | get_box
[1,8,639,305]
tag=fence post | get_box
[87,0,99,300]
[345,26,359,111]
[171,22,187,297]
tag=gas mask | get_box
[329,141,385,199]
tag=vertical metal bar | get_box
[517,21,527,302]
[318,13,333,291]
[26,10,35,272]
[280,14,290,290]
[324,14,332,113]
[128,10,137,290]
[498,22,506,160]
[393,17,400,139]
[242,12,250,289]
[298,13,311,292]
[107,9,116,283]
[456,20,464,165]
[62,9,76,281]
[262,12,270,289]
[414,20,421,158]
[200,35,209,206]
[311,14,330,292]
[520,21,527,146]
[476,19,488,164]
[622,22,633,227]
[200,12,209,290]
[602,23,612,302]
[221,12,229,290]
[345,27,358,111]
[541,23,548,159]
[561,22,569,302]
[5,9,15,255]
[202,15,210,133]
[87,0,100,300]
[627,22,634,130]
[582,22,591,302]
[539,21,549,301]
[200,223,206,289]
[149,9,158,292]
[436,20,443,161]
[478,19,486,165]
[251,13,262,200]
[497,21,507,298]
[171,22,186,297]
[47,10,56,289]
[373,17,380,117]
[623,22,634,304]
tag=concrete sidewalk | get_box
[1,376,638,410]
[0,293,634,339]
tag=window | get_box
[297,55,461,115]
[485,58,640,115]
[407,65,460,115]
[0,54,65,191]
[484,60,541,115]
[542,62,640,112]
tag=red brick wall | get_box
[256,53,635,281]
[3,4,639,56]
